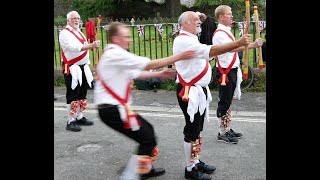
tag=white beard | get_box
[73,24,80,31]
[196,27,202,33]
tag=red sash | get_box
[212,29,237,85]
[96,47,140,130]
[177,61,209,101]
[176,32,210,101]
[61,28,88,75]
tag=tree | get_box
[166,0,182,17]
[193,0,265,21]
[71,0,133,21]
[144,0,266,21]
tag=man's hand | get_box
[158,69,177,79]
[196,12,207,22]
[252,38,262,48]
[92,40,100,49]
[237,34,251,47]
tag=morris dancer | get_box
[173,11,251,180]
[94,22,196,180]
[212,5,262,143]
[59,11,100,132]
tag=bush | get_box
[243,69,266,92]
[54,70,266,92]
[159,78,176,91]
[54,75,65,86]
[159,69,266,92]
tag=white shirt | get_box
[212,24,242,100]
[59,25,93,89]
[94,44,150,106]
[59,25,90,66]
[173,30,213,86]
[212,24,240,68]
[173,30,213,122]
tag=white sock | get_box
[194,159,200,164]
[186,163,195,172]
[76,105,83,120]
[119,154,139,180]
[67,104,76,124]
[184,141,195,171]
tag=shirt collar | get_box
[106,43,123,50]
[66,25,80,32]
[179,30,198,39]
[217,24,232,32]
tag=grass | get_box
[53,23,265,69]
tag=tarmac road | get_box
[54,86,266,180]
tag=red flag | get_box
[85,20,96,44]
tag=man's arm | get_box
[229,37,263,52]
[144,50,195,70]
[209,34,251,57]
[80,40,100,51]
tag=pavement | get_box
[54,86,266,180]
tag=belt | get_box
[221,67,238,70]
[98,104,117,109]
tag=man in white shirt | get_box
[212,5,262,144]
[94,22,196,180]
[173,11,251,180]
[59,11,101,132]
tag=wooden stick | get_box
[94,15,101,67]
[182,86,190,101]
[254,6,264,69]
[242,0,250,80]
[221,74,227,85]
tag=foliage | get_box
[54,69,266,92]
[56,0,265,21]
[159,78,176,91]
[244,68,266,92]
[54,75,65,86]
[71,0,133,20]
[194,0,266,21]
[54,16,67,24]
[159,69,266,92]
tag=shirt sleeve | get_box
[107,49,150,79]
[174,36,212,60]
[59,30,83,52]
[212,31,232,46]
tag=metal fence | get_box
[54,20,265,70]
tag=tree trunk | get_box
[166,0,182,18]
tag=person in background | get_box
[173,11,251,180]
[199,13,217,45]
[94,22,196,180]
[59,10,100,132]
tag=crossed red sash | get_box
[61,28,88,75]
[96,47,141,130]
[212,29,237,85]
[176,33,210,102]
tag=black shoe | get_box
[229,129,243,139]
[196,160,216,174]
[76,117,94,126]
[217,132,238,144]
[66,121,81,132]
[140,167,165,179]
[185,166,212,180]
